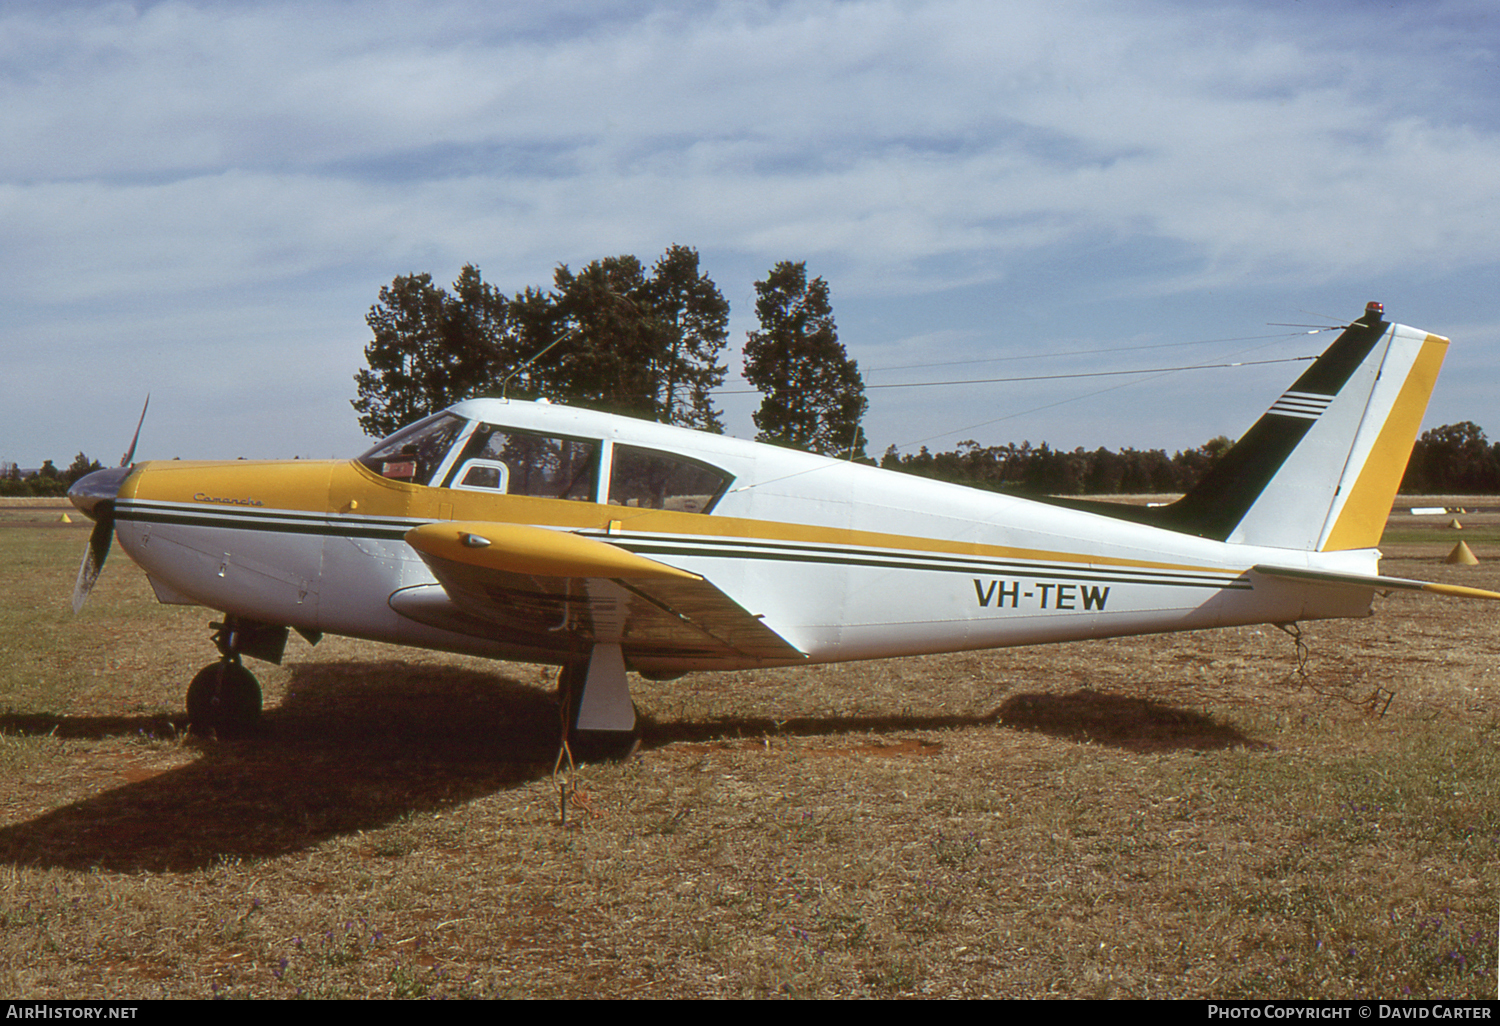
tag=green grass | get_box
[1380,528,1500,548]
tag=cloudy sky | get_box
[4,0,1497,469]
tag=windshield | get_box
[356,413,467,485]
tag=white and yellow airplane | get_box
[67,303,1499,751]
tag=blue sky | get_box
[4,0,1497,468]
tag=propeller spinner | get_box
[68,396,149,613]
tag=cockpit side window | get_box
[443,424,600,501]
[356,413,467,486]
[608,445,731,514]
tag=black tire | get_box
[186,660,263,738]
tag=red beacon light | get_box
[1365,301,1384,319]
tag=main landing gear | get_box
[185,618,289,738]
[556,648,641,762]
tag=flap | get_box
[402,522,806,666]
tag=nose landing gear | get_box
[186,658,262,738]
[185,618,287,738]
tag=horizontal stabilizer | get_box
[1253,564,1500,601]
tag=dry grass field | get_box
[0,500,1495,999]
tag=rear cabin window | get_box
[608,445,731,514]
[443,424,600,502]
[357,413,467,486]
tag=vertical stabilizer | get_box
[1159,304,1448,550]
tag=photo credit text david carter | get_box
[1209,1007,1493,1020]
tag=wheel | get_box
[186,660,263,738]
[556,662,640,762]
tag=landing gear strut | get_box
[557,655,640,762]
[185,617,282,738]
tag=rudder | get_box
[1162,303,1448,550]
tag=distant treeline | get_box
[1400,422,1500,494]
[880,421,1500,496]
[5,421,1497,499]
[0,454,102,498]
[879,437,1231,496]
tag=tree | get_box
[1172,436,1234,492]
[1402,422,1499,493]
[501,247,728,430]
[526,256,659,418]
[64,452,102,487]
[352,264,509,438]
[638,245,729,431]
[742,261,867,458]
[24,460,65,497]
[355,248,730,438]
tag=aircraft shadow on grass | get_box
[0,661,1260,873]
[995,691,1267,753]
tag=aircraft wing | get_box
[396,521,807,666]
[1253,564,1500,601]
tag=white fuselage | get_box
[111,399,1377,674]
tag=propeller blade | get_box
[67,466,134,612]
[71,514,113,614]
[120,394,150,467]
[69,391,147,613]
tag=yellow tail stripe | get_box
[1321,334,1449,551]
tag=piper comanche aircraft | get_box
[66,303,1500,753]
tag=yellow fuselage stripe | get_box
[126,457,1248,577]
